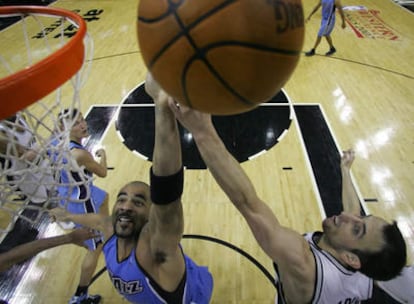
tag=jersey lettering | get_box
[111,276,144,294]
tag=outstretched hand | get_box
[49,207,70,222]
[168,100,213,135]
[145,72,161,99]
[95,148,106,158]
[145,72,214,135]
[145,72,170,107]
[67,228,98,247]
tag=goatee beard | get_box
[115,227,141,240]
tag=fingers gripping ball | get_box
[137,0,304,115]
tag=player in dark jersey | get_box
[50,74,213,304]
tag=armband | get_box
[150,167,184,205]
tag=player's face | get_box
[322,212,386,253]
[70,113,89,140]
[112,182,151,239]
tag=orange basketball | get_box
[137,0,304,115]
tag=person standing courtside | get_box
[305,0,346,56]
[57,109,109,304]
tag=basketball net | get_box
[0,6,94,235]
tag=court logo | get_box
[114,84,293,169]
[32,9,104,39]
[343,7,399,40]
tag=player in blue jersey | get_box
[57,109,110,304]
[50,74,213,304]
[169,103,407,303]
[305,0,346,56]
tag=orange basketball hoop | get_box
[0,6,87,120]
[0,6,93,234]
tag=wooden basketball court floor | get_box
[0,0,413,303]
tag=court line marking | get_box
[317,104,370,216]
[291,105,327,220]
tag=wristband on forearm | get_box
[150,167,184,205]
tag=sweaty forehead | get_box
[120,182,149,196]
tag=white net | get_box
[0,6,94,235]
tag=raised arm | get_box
[340,149,362,215]
[0,228,96,272]
[73,148,107,178]
[145,74,184,260]
[169,104,311,267]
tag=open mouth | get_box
[116,215,134,229]
[118,215,132,223]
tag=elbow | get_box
[96,169,108,178]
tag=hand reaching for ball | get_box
[145,72,175,110]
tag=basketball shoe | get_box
[325,47,336,56]
[69,294,101,304]
[305,49,315,56]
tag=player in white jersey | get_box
[0,113,51,204]
[170,105,407,303]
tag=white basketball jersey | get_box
[0,117,50,203]
[305,232,373,304]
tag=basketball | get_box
[137,0,304,115]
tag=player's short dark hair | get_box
[352,221,406,281]
[58,108,79,125]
